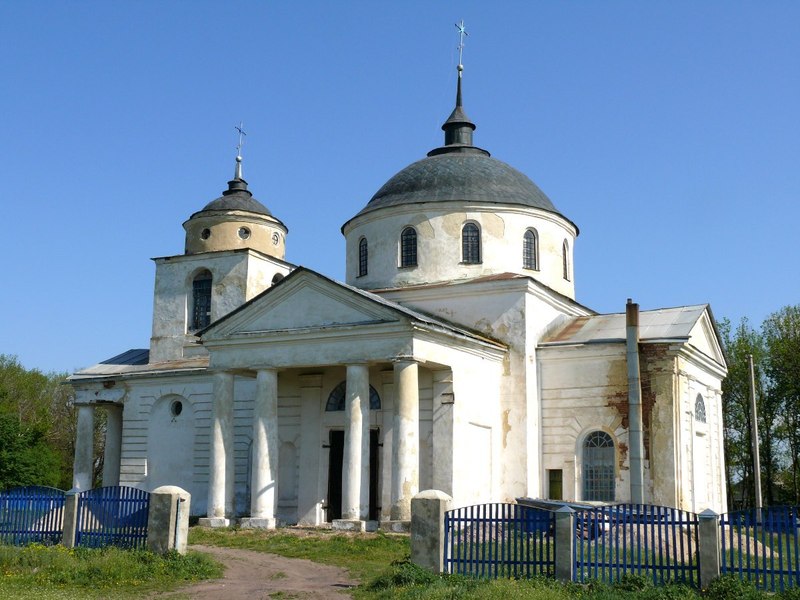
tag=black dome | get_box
[356,152,561,219]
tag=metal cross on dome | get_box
[235,121,247,158]
[455,20,468,67]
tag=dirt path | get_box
[152,544,358,599]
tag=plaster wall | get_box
[183,210,287,258]
[343,203,577,298]
[150,251,291,363]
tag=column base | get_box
[198,517,232,528]
[384,520,411,533]
[332,519,367,532]
[239,517,277,529]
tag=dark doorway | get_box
[325,429,381,522]
[326,430,344,521]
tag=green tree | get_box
[0,413,61,488]
[762,305,800,503]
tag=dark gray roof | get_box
[345,70,573,228]
[190,176,274,219]
[350,153,562,220]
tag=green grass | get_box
[0,542,222,599]
[188,526,409,582]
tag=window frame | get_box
[523,228,539,270]
[581,430,615,502]
[400,226,418,268]
[191,269,213,332]
[695,394,707,423]
[358,237,368,277]
[461,222,482,264]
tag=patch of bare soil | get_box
[151,544,357,600]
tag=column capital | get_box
[391,355,418,365]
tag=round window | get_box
[200,228,211,240]
[272,232,280,245]
[238,227,251,240]
[170,400,183,417]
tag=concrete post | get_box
[102,405,123,487]
[201,370,234,526]
[410,490,452,573]
[698,508,721,590]
[335,364,370,531]
[554,506,575,582]
[61,490,80,548]
[72,405,95,490]
[391,358,419,524]
[241,368,278,529]
[147,486,191,555]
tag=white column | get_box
[204,371,234,525]
[297,374,323,526]
[341,364,369,522]
[72,405,95,490]
[242,368,278,529]
[102,405,123,487]
[391,358,419,522]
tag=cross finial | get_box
[234,121,247,180]
[235,121,247,158]
[455,20,468,71]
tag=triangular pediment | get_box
[688,308,727,368]
[202,268,404,340]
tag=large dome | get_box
[355,151,560,219]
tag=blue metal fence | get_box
[720,505,800,592]
[75,486,150,549]
[444,502,554,578]
[573,504,699,587]
[0,486,66,546]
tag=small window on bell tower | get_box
[191,270,212,331]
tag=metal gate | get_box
[75,486,150,549]
[0,486,65,545]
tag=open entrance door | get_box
[326,429,380,522]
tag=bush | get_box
[704,575,763,600]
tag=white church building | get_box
[69,66,728,528]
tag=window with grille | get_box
[695,394,707,423]
[562,240,570,280]
[325,381,381,411]
[400,227,417,267]
[462,223,481,264]
[582,431,615,502]
[358,238,368,277]
[523,229,538,270]
[191,270,212,331]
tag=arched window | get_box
[358,238,368,277]
[462,223,481,264]
[191,270,212,331]
[271,272,285,285]
[523,229,538,270]
[325,381,381,411]
[562,240,570,281]
[695,394,707,423]
[582,431,615,502]
[400,227,417,267]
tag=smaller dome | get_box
[198,188,273,216]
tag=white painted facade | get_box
[69,77,728,525]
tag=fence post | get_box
[147,486,191,555]
[410,489,452,573]
[554,505,575,582]
[697,508,720,590]
[61,489,79,548]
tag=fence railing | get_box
[444,502,555,578]
[75,486,150,549]
[720,505,800,592]
[573,503,699,587]
[0,486,66,546]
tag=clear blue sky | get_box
[1,2,798,374]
